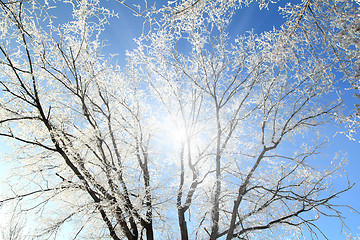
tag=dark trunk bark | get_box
[210,108,222,240]
[178,208,189,240]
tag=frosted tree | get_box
[0,0,358,239]
[0,201,27,240]
[278,0,360,144]
[0,1,155,239]
[129,0,359,239]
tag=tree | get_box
[0,203,27,240]
[0,0,358,239]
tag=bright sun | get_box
[161,114,188,148]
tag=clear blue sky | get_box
[0,1,359,239]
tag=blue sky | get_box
[0,0,359,239]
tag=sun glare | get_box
[160,115,188,148]
[171,125,187,144]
